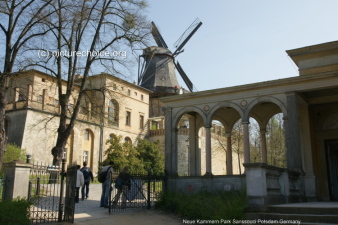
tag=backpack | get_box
[98,168,110,183]
[81,168,90,180]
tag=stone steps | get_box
[245,202,338,225]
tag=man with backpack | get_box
[80,161,94,201]
[100,161,114,208]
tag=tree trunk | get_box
[0,75,8,170]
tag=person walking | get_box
[113,166,131,209]
[80,161,94,200]
[75,165,84,203]
[100,161,114,208]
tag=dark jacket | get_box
[117,172,131,190]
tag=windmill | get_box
[138,18,202,96]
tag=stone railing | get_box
[148,128,189,137]
[244,163,305,211]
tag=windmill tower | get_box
[138,19,202,117]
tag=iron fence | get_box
[109,169,166,213]
[0,176,5,200]
[28,160,75,224]
[28,162,63,224]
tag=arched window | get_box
[124,137,132,144]
[84,129,89,140]
[108,100,118,126]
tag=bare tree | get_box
[30,0,151,166]
[0,0,54,169]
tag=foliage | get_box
[266,114,286,167]
[156,190,247,221]
[136,139,164,174]
[3,144,27,164]
[232,121,244,174]
[1,144,26,177]
[0,197,32,225]
[249,113,286,167]
[103,136,163,173]
[104,135,143,171]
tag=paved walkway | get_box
[72,184,181,225]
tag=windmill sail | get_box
[151,22,168,48]
[175,62,193,92]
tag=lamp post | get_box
[26,154,32,163]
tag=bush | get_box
[1,144,27,178]
[0,197,32,225]
[156,190,247,221]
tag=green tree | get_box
[136,139,164,174]
[266,113,286,167]
[104,135,143,171]
[104,136,164,173]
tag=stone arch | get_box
[207,102,244,126]
[172,106,206,129]
[124,136,132,144]
[244,96,287,123]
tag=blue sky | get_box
[138,0,338,91]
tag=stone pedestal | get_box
[3,160,32,200]
[244,163,268,212]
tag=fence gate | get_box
[109,170,166,213]
[28,159,77,224]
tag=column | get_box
[205,126,212,175]
[26,84,32,107]
[164,108,178,176]
[42,89,47,110]
[285,92,302,171]
[226,132,233,175]
[242,122,250,164]
[188,117,197,176]
[260,129,267,164]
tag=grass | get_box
[0,197,32,225]
[155,189,247,221]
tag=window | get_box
[134,92,137,96]
[42,78,46,82]
[139,115,144,129]
[63,148,67,159]
[126,111,131,126]
[128,89,131,96]
[108,100,118,125]
[83,151,88,162]
[141,94,144,101]
[84,130,89,140]
[124,137,132,144]
[37,95,43,103]
[18,94,25,101]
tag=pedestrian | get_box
[113,166,131,209]
[75,165,84,203]
[100,161,114,208]
[81,161,94,200]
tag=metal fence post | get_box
[58,159,66,222]
[147,168,151,210]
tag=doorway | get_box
[326,140,338,200]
